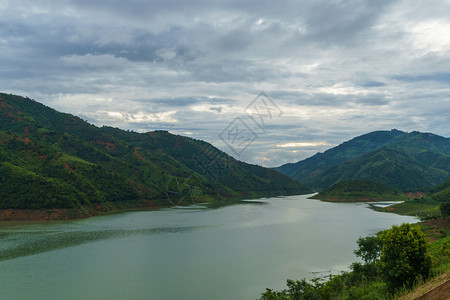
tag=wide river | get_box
[0,194,417,300]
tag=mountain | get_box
[275,130,450,192]
[0,92,311,211]
[311,179,404,202]
[275,130,405,180]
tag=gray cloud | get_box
[0,0,449,167]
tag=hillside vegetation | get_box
[311,179,405,202]
[275,130,450,192]
[0,92,311,213]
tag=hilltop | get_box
[0,92,311,218]
[275,130,450,192]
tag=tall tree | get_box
[379,223,431,292]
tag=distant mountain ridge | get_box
[275,129,450,192]
[0,92,311,211]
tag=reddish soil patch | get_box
[0,209,86,221]
[91,140,117,151]
[421,218,450,230]
[7,111,22,121]
[0,101,11,110]
[405,192,426,198]
[175,137,182,148]
[63,163,74,172]
[321,197,382,202]
[134,147,147,161]
[139,199,160,209]
[16,137,31,144]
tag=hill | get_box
[429,180,450,202]
[0,92,311,214]
[275,129,405,179]
[311,179,404,202]
[275,130,450,192]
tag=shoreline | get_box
[0,191,307,222]
[0,199,162,223]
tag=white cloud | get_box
[104,111,178,123]
[277,142,330,148]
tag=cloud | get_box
[0,0,449,167]
[276,142,330,148]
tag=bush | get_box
[379,223,431,292]
[440,202,450,216]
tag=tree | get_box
[440,202,450,216]
[379,223,431,292]
[354,235,382,265]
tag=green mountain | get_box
[311,179,403,202]
[276,130,450,192]
[0,92,311,210]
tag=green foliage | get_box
[430,180,450,202]
[354,235,382,265]
[379,223,431,292]
[260,223,448,299]
[314,180,402,201]
[440,202,450,216]
[378,199,441,220]
[276,129,450,192]
[275,129,406,181]
[0,162,83,208]
[0,92,311,210]
[259,279,322,300]
[428,236,450,271]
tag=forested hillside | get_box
[0,92,311,210]
[276,130,450,192]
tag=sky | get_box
[1,0,449,167]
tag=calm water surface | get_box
[0,195,418,300]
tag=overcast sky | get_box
[1,0,449,167]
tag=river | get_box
[0,194,417,300]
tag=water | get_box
[0,195,418,300]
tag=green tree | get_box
[379,223,431,292]
[354,235,382,265]
[440,202,450,216]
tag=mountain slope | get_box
[275,129,406,180]
[0,92,311,210]
[276,130,450,192]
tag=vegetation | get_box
[259,222,447,299]
[276,130,450,192]
[441,202,450,216]
[374,180,449,220]
[379,224,431,292]
[429,179,450,202]
[311,179,405,202]
[0,92,311,213]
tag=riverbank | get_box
[0,199,161,222]
[0,191,301,222]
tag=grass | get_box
[374,199,441,219]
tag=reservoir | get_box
[0,194,418,299]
